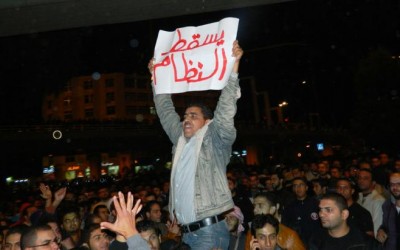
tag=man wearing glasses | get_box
[20,225,60,250]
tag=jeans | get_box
[183,220,230,250]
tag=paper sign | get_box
[153,17,239,94]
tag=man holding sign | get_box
[149,19,243,248]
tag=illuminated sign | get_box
[67,166,80,171]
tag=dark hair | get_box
[56,204,80,226]
[251,214,279,237]
[358,168,375,182]
[311,178,328,188]
[292,177,308,185]
[6,225,27,238]
[144,200,161,214]
[136,220,160,236]
[93,204,108,216]
[321,193,348,212]
[81,223,102,246]
[20,224,53,250]
[186,102,213,120]
[253,192,277,206]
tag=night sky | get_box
[1,1,398,127]
[0,0,400,178]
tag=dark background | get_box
[1,0,400,177]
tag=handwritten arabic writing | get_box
[154,29,227,85]
[153,17,238,94]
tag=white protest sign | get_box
[152,17,239,94]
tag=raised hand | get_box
[100,192,142,239]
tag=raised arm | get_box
[148,59,182,145]
[212,40,243,146]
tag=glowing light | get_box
[92,72,101,80]
[52,130,62,140]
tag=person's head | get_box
[144,201,162,223]
[292,177,308,200]
[291,166,304,178]
[358,161,371,170]
[253,193,277,216]
[84,214,102,228]
[394,159,400,172]
[97,187,110,200]
[311,178,327,197]
[225,206,244,234]
[317,162,329,176]
[4,226,26,250]
[249,174,260,189]
[319,193,348,233]
[58,205,81,235]
[20,225,60,250]
[330,166,341,179]
[389,172,400,200]
[21,204,38,227]
[251,214,279,250]
[82,224,110,250]
[379,153,390,165]
[336,178,355,202]
[136,220,160,250]
[182,103,212,138]
[270,172,283,190]
[370,156,381,168]
[92,205,109,222]
[357,169,375,193]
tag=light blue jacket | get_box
[154,74,240,221]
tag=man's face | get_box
[380,154,389,165]
[62,212,81,234]
[254,223,278,250]
[389,173,400,200]
[182,106,209,138]
[319,199,346,231]
[249,176,259,188]
[88,228,110,250]
[253,197,272,215]
[312,182,323,196]
[270,174,281,190]
[97,207,110,222]
[47,222,62,240]
[292,180,308,200]
[27,229,60,250]
[371,157,381,168]
[318,163,329,176]
[357,170,373,192]
[97,188,110,200]
[139,229,160,250]
[336,180,354,201]
[147,204,162,222]
[4,233,21,250]
[330,168,340,179]
[291,168,302,178]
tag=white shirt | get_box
[173,136,197,224]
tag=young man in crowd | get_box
[249,214,281,250]
[309,193,379,250]
[20,225,61,250]
[376,172,400,249]
[336,178,374,237]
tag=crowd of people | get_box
[1,152,399,250]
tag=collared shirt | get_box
[173,136,197,224]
